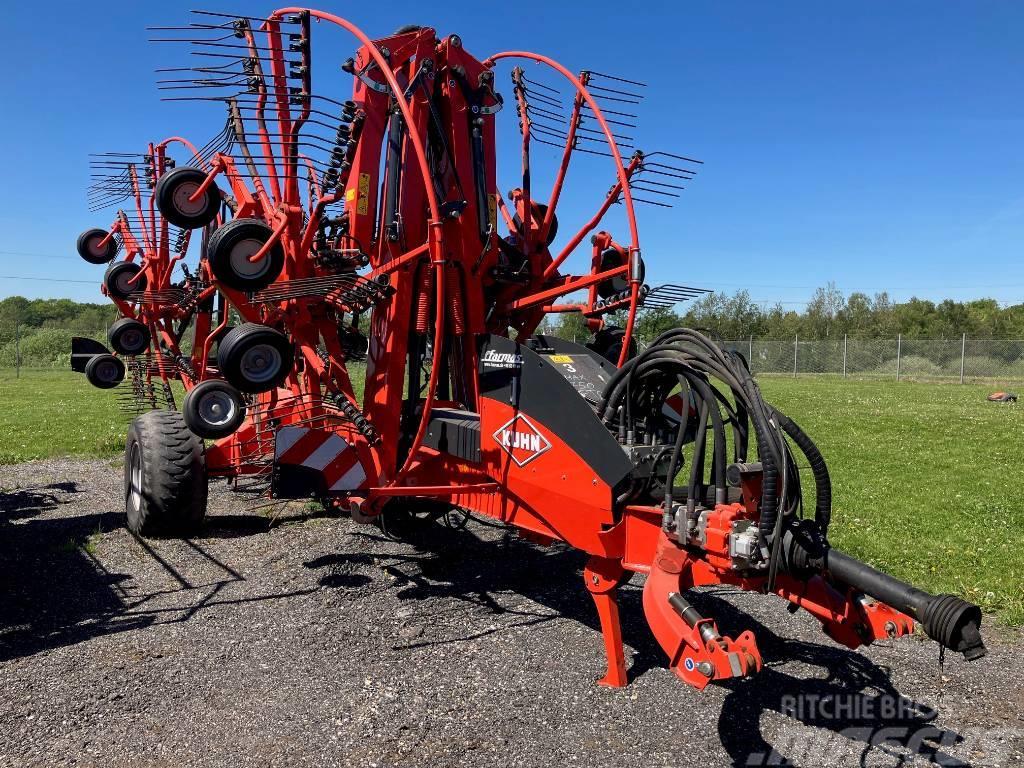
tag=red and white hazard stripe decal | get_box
[274,426,367,492]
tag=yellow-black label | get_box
[550,354,573,363]
[356,172,370,215]
[488,193,498,230]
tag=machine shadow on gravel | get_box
[0,483,140,663]
[694,589,970,768]
[307,514,969,768]
[0,488,328,663]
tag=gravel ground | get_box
[1,458,1022,768]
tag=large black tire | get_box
[208,218,285,292]
[85,353,125,389]
[217,323,293,393]
[77,228,118,264]
[124,410,207,537]
[104,261,146,300]
[108,317,151,356]
[182,379,247,439]
[155,166,221,229]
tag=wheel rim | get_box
[197,389,238,428]
[228,237,272,280]
[88,235,106,257]
[96,359,121,384]
[239,343,282,384]
[121,328,145,353]
[115,270,137,296]
[172,181,206,216]
[128,442,142,513]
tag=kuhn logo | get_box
[481,349,523,369]
[492,414,551,467]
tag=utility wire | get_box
[0,275,97,284]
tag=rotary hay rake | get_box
[71,9,986,690]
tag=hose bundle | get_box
[597,328,832,553]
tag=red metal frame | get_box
[74,11,983,691]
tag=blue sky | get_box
[0,0,1021,308]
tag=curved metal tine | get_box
[638,166,696,181]
[580,103,638,120]
[156,60,240,74]
[631,183,680,199]
[582,70,647,88]
[572,144,615,159]
[575,123,633,143]
[643,150,704,166]
[148,32,239,43]
[522,88,564,111]
[524,103,565,123]
[158,79,250,91]
[157,71,249,85]
[569,129,634,149]
[586,83,645,101]
[589,90,644,105]
[521,75,561,94]
[189,10,302,24]
[630,196,672,208]
[631,176,686,191]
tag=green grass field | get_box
[2,369,1021,624]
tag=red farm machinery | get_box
[72,10,986,690]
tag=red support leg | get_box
[584,556,627,688]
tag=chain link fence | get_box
[724,336,1024,383]
[3,318,1024,385]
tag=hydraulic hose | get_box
[771,407,832,532]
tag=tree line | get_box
[2,285,1022,368]
[548,283,1024,343]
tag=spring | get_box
[415,263,433,334]
[447,266,465,335]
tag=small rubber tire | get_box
[104,261,146,300]
[208,218,285,292]
[216,323,293,393]
[534,203,558,246]
[155,166,221,229]
[182,379,247,439]
[124,410,207,537]
[85,354,125,389]
[77,228,117,264]
[108,318,151,356]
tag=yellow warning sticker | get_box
[550,354,573,363]
[356,172,370,215]
[488,193,498,230]
[345,187,356,203]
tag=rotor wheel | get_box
[182,379,247,439]
[155,166,221,229]
[216,323,294,393]
[84,353,125,389]
[124,410,207,537]
[208,218,285,292]
[104,261,146,300]
[108,318,151,356]
[76,228,118,264]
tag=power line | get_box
[0,275,96,284]
[0,250,77,261]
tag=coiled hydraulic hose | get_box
[598,327,798,545]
